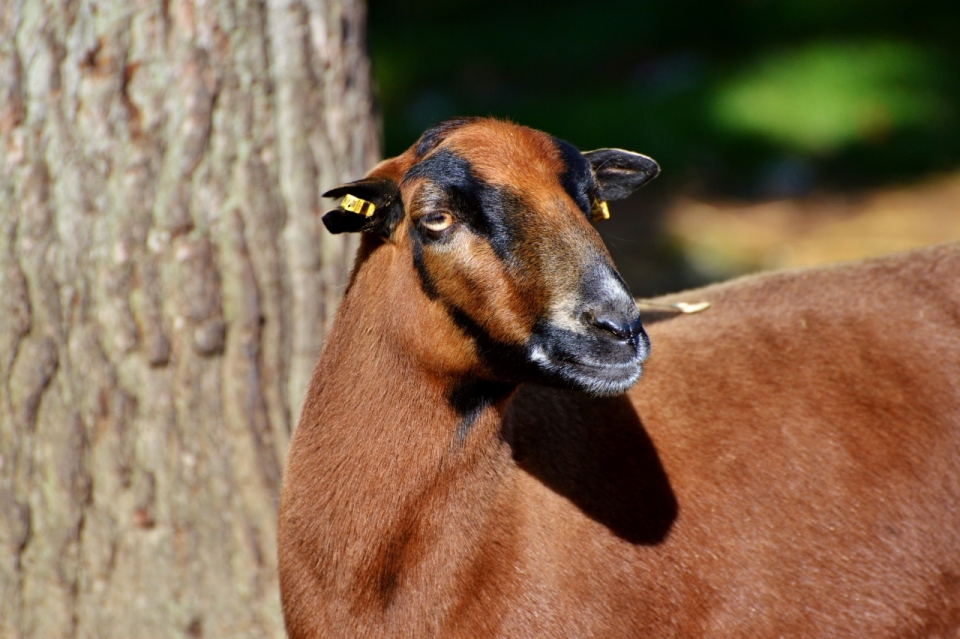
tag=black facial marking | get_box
[405,149,524,263]
[406,149,478,192]
[554,138,594,218]
[414,117,479,158]
[445,306,536,380]
[410,235,440,300]
[404,149,539,372]
[448,379,512,441]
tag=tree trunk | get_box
[0,1,378,636]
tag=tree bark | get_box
[0,1,378,636]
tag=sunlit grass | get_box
[711,41,943,153]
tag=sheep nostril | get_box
[592,315,633,341]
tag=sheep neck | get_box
[288,242,517,626]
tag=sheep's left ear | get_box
[321,178,403,237]
[583,149,660,201]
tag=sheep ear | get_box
[583,149,660,201]
[321,178,403,237]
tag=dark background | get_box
[368,0,960,295]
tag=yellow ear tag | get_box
[341,194,376,217]
[591,198,610,222]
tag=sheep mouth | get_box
[525,328,647,397]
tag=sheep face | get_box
[323,119,659,397]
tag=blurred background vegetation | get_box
[368,0,960,296]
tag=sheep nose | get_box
[592,314,633,340]
[591,312,643,344]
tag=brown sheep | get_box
[278,117,960,638]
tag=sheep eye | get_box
[421,211,454,234]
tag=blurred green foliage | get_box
[712,41,942,153]
[368,0,960,196]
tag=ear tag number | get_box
[591,198,610,222]
[341,194,377,217]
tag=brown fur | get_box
[278,119,960,637]
[445,120,567,202]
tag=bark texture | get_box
[0,0,378,636]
